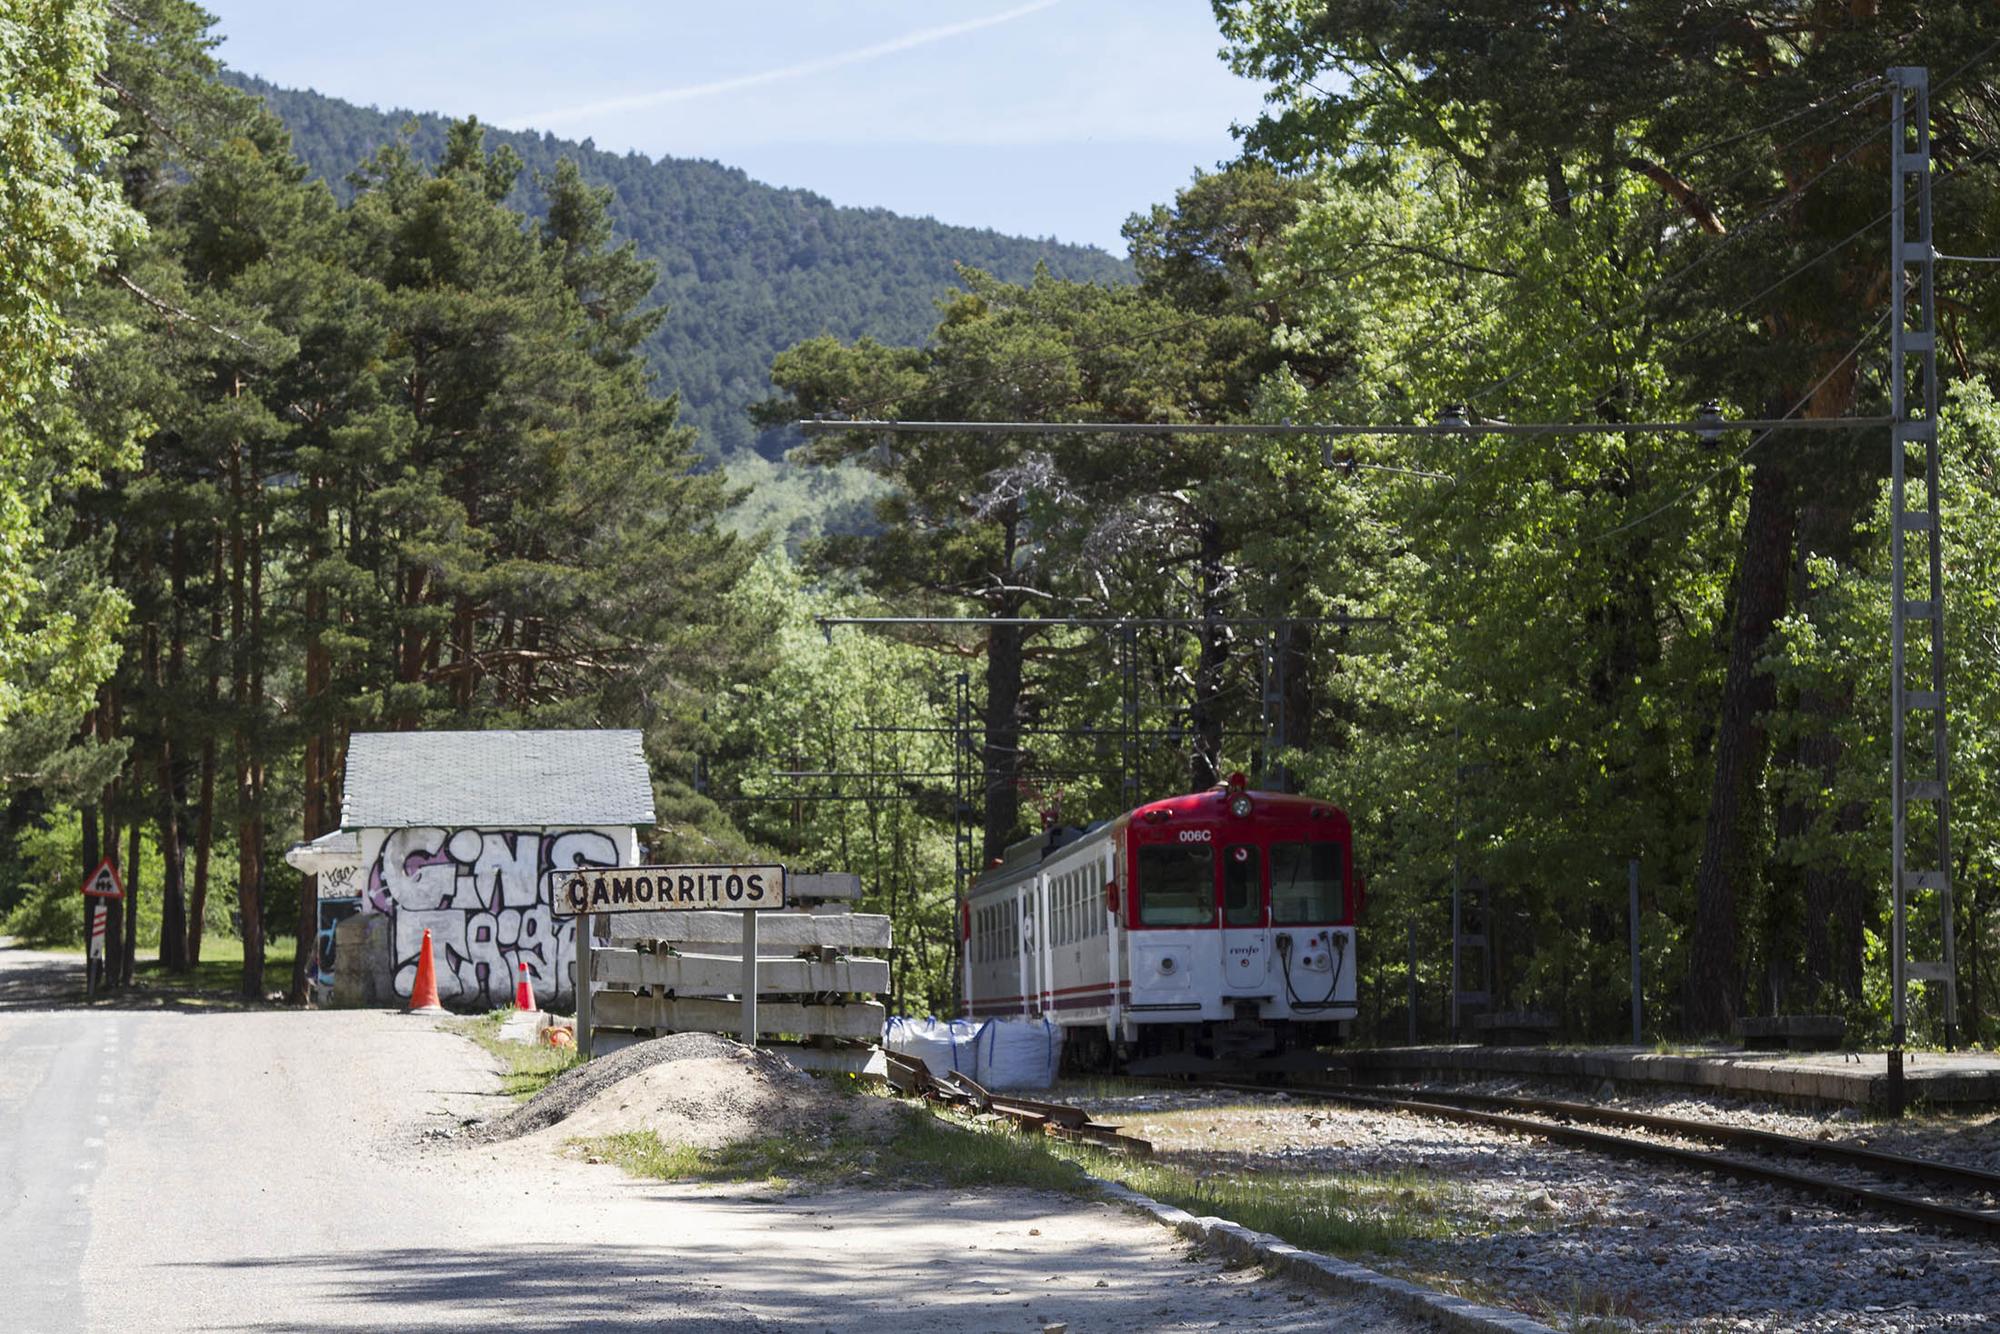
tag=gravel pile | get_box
[472,1031,759,1141]
[1091,1086,2000,1331]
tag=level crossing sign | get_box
[80,857,125,900]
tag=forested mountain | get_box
[225,73,1131,460]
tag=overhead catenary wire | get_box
[1293,79,1891,296]
[1570,309,1893,547]
[1467,112,1895,411]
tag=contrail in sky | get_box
[523,0,1064,126]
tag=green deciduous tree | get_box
[0,0,142,793]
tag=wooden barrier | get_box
[585,871,889,1064]
[594,992,885,1039]
[602,911,890,949]
[594,949,890,996]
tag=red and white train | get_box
[962,773,1359,1072]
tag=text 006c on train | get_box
[963,771,1360,1074]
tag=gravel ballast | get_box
[1056,1081,2000,1331]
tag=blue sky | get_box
[199,1,1276,255]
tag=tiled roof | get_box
[339,730,655,829]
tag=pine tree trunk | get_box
[980,509,1026,863]
[158,526,189,971]
[102,802,122,991]
[157,742,187,972]
[101,694,123,990]
[188,531,223,968]
[454,593,476,711]
[292,474,330,1004]
[229,433,265,998]
[1189,519,1229,791]
[245,449,268,998]
[80,803,99,983]
[1278,622,1314,789]
[1686,459,1795,1034]
[982,618,1024,864]
[395,565,428,729]
[122,815,140,988]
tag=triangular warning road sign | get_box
[80,856,125,900]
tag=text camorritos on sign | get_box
[548,864,787,915]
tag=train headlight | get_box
[1159,955,1177,975]
[1226,771,1252,818]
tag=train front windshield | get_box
[1270,840,1345,923]
[1133,832,1348,926]
[1137,844,1215,925]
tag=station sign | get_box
[547,864,786,916]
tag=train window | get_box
[1137,844,1215,926]
[1271,841,1346,923]
[1223,845,1262,926]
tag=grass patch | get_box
[27,936,301,1003]
[581,1096,1453,1258]
[1050,1137,1457,1256]
[450,1010,580,1100]
[132,937,297,996]
[576,1104,1095,1195]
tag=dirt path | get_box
[0,946,1426,1332]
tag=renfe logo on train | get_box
[547,864,786,915]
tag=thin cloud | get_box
[522,0,1063,126]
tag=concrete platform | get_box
[1337,1043,2000,1110]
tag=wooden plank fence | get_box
[586,871,889,1060]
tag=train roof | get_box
[1130,785,1345,823]
[990,821,1106,877]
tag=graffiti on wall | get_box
[365,828,620,1008]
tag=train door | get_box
[1020,883,1041,1016]
[1219,842,1271,993]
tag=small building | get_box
[285,729,653,1010]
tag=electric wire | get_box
[1293,78,1889,297]
[1571,310,1891,548]
[1467,112,1893,410]
[1309,87,1894,426]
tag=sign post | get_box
[741,909,759,1047]
[576,906,593,1061]
[548,863,787,1058]
[80,857,125,1001]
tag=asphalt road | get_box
[0,941,1419,1334]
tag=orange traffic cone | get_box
[407,928,447,1014]
[513,960,537,1012]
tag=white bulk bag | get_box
[883,1016,982,1080]
[972,1016,1063,1090]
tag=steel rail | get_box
[1186,1079,2000,1244]
[1374,1087,2000,1199]
[882,1050,1152,1156]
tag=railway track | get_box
[1184,1078,2000,1244]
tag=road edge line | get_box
[1091,1178,1559,1334]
